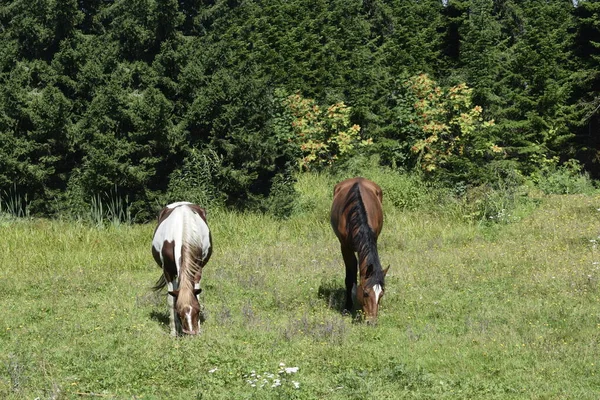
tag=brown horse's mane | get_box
[344,182,385,288]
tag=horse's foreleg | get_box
[167,280,180,336]
[194,266,203,302]
[341,244,357,313]
[194,266,206,325]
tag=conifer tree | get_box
[572,0,600,174]
[493,0,576,172]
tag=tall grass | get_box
[0,172,599,398]
[0,185,30,219]
[88,186,133,227]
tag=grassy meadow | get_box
[1,172,600,399]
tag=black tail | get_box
[152,274,167,292]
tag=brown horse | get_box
[330,177,389,324]
[152,202,212,336]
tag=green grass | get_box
[1,175,600,399]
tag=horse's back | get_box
[330,177,383,244]
[152,202,211,273]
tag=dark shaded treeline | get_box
[0,0,598,220]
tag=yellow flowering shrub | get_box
[284,93,372,171]
[406,74,498,173]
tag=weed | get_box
[5,355,24,394]
[0,185,30,218]
[282,313,347,343]
[243,363,300,390]
[535,158,597,195]
[89,185,133,227]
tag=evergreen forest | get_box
[1,0,599,220]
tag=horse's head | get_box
[168,288,202,335]
[354,265,390,324]
[354,282,384,324]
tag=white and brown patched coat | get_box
[152,202,212,335]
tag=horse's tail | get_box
[152,274,167,291]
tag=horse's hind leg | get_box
[341,244,357,313]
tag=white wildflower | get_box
[285,367,299,374]
[208,368,218,373]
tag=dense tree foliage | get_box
[0,0,597,219]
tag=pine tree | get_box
[492,0,576,172]
[572,0,600,174]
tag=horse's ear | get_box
[383,265,390,276]
[168,290,180,298]
[193,288,202,296]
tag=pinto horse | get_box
[330,177,389,324]
[152,202,212,336]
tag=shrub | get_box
[331,159,455,212]
[165,148,225,209]
[461,162,533,224]
[400,74,501,183]
[283,93,373,171]
[533,158,597,195]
